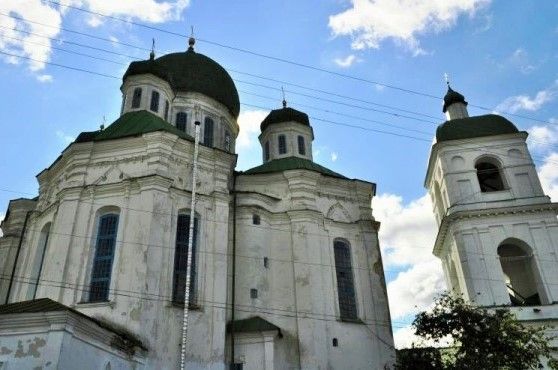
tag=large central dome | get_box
[123,49,240,117]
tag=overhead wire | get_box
[27,1,558,126]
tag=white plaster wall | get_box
[9,131,236,370]
[234,170,394,370]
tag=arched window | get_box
[89,213,119,302]
[264,141,270,161]
[204,117,214,146]
[164,100,169,121]
[475,158,505,192]
[297,135,305,155]
[278,135,287,155]
[131,87,142,108]
[27,222,51,300]
[498,239,541,306]
[173,214,199,305]
[150,90,160,112]
[176,112,187,132]
[334,240,357,319]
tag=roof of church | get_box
[436,114,520,142]
[242,156,347,179]
[227,316,281,335]
[123,49,240,117]
[75,110,193,143]
[260,107,310,132]
[442,86,467,113]
[0,298,146,350]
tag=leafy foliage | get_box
[396,294,558,370]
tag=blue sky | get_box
[1,0,557,347]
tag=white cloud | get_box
[373,193,438,266]
[56,130,75,145]
[374,192,446,343]
[333,54,358,68]
[0,212,4,237]
[331,152,338,162]
[0,0,189,73]
[394,324,453,349]
[538,152,558,201]
[387,260,445,320]
[527,124,558,152]
[236,110,268,150]
[495,81,558,113]
[328,0,489,54]
[36,74,53,83]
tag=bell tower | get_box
[425,85,558,314]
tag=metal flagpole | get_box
[180,111,201,370]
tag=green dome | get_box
[443,86,467,113]
[260,107,310,132]
[123,49,240,117]
[436,114,519,142]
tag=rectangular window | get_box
[150,90,160,112]
[176,112,187,132]
[164,100,169,121]
[173,214,199,304]
[334,240,357,320]
[89,214,119,302]
[278,135,287,155]
[224,130,231,151]
[264,141,270,161]
[204,117,214,147]
[131,87,142,108]
[297,135,305,155]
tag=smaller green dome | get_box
[443,86,467,113]
[436,114,519,142]
[260,107,310,132]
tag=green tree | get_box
[396,294,558,370]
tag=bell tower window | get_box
[204,117,214,147]
[264,141,270,161]
[475,158,505,192]
[297,135,306,155]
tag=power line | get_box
[33,1,558,126]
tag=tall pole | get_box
[180,117,201,370]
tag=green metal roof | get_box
[260,107,310,132]
[123,49,240,117]
[76,110,193,143]
[227,316,281,334]
[436,114,519,142]
[242,156,347,179]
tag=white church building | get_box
[0,38,395,370]
[425,86,558,360]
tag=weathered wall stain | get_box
[14,337,46,358]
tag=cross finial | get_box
[281,86,287,108]
[444,72,450,87]
[188,26,195,50]
[100,115,106,130]
[150,38,155,60]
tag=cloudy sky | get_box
[1,0,557,348]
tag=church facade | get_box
[425,86,558,363]
[0,39,394,370]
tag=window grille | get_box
[89,214,119,302]
[278,135,287,154]
[150,90,160,112]
[334,240,357,319]
[172,214,198,304]
[264,141,270,161]
[476,161,505,192]
[298,135,305,155]
[131,87,142,108]
[204,117,214,146]
[176,112,187,132]
[164,100,169,121]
